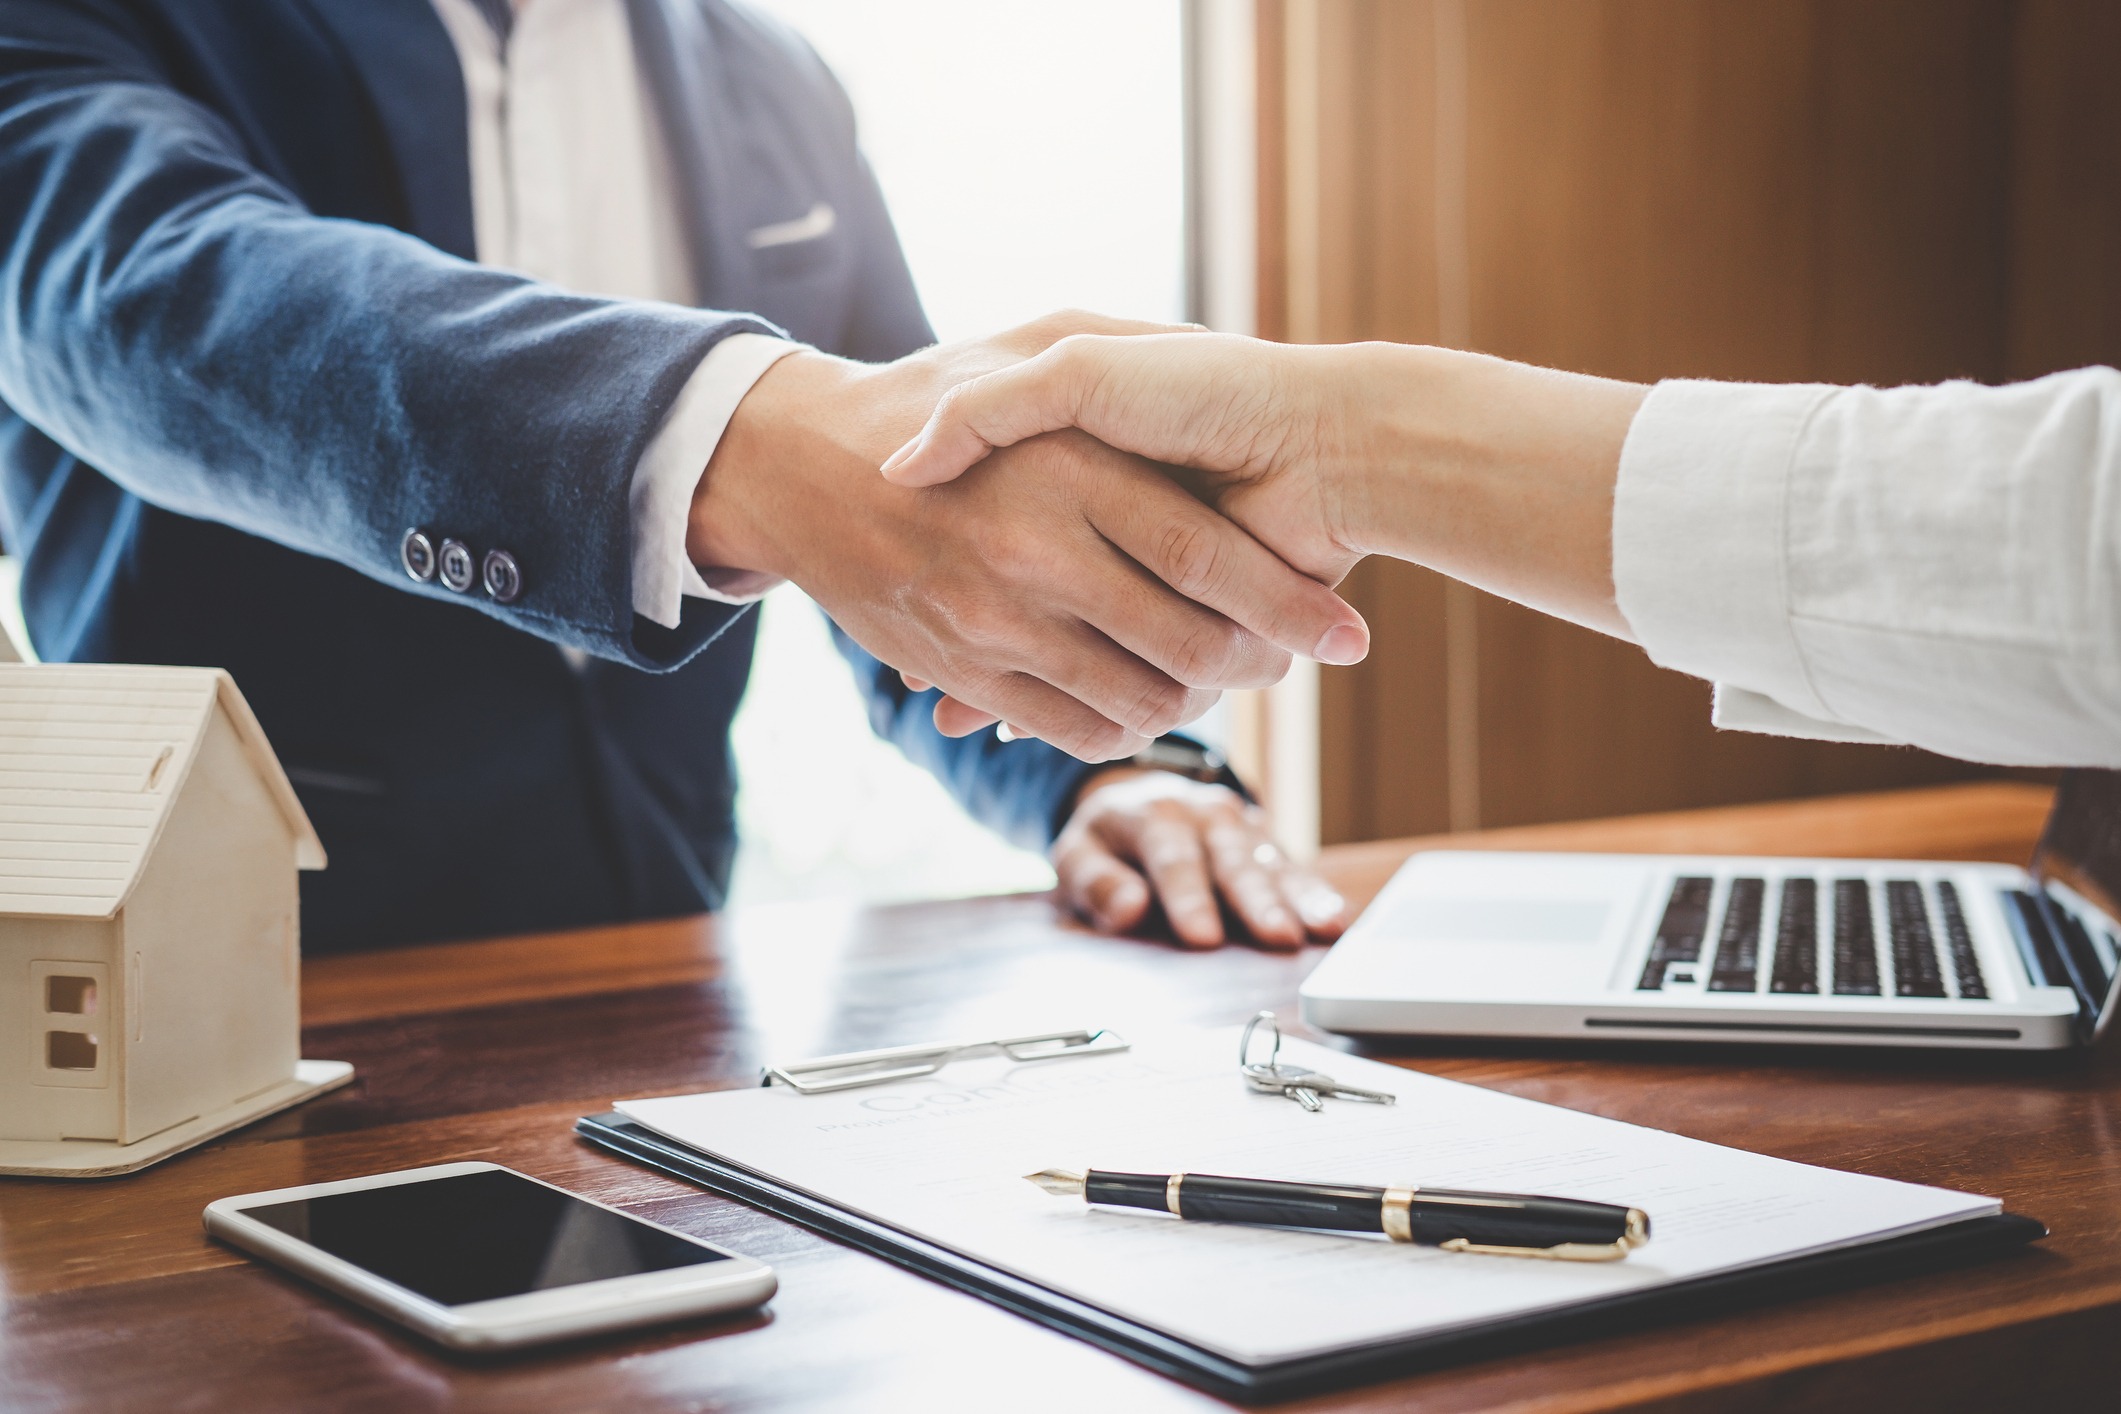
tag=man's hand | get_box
[690,316,1370,762]
[879,329,1366,584]
[1054,770,1347,949]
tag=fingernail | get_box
[996,723,1016,741]
[879,437,920,476]
[1314,622,1369,666]
[1298,887,1346,926]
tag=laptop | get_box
[1300,771,2121,1052]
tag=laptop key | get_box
[1708,878,1766,991]
[1770,877,1819,993]
[1932,881,1988,999]
[1885,880,1948,997]
[1831,879,1881,995]
[1637,875,1714,990]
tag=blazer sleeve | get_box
[828,620,1101,852]
[0,2,772,670]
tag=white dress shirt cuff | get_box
[1709,684,1897,745]
[1613,378,1860,734]
[631,332,803,629]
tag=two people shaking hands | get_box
[6,0,2113,959]
[882,328,2121,783]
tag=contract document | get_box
[615,1028,2000,1367]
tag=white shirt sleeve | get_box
[1612,367,2121,766]
[631,333,802,628]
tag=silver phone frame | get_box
[203,1160,776,1351]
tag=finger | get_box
[1053,830,1153,934]
[997,309,1203,356]
[881,350,1090,487]
[931,694,1001,736]
[919,579,1212,746]
[899,670,934,692]
[1202,811,1305,949]
[936,667,1150,762]
[980,599,1222,739]
[1090,463,1371,668]
[1103,808,1223,947]
[1037,523,1289,692]
[1278,858,1351,942]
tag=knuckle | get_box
[1153,517,1232,600]
[944,587,1021,653]
[1165,618,1247,686]
[1125,675,1192,736]
[1078,718,1131,762]
[930,379,973,427]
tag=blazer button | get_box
[401,529,438,583]
[437,538,476,592]
[482,549,523,604]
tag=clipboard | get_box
[575,1111,2044,1402]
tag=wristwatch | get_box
[1125,735,1251,798]
[1056,734,1254,836]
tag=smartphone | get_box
[204,1161,776,1351]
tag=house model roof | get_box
[0,663,323,919]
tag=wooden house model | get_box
[0,661,350,1177]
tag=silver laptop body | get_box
[1301,772,2121,1052]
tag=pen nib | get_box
[1024,1168,1087,1197]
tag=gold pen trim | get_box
[1166,1172,1185,1216]
[1380,1185,1417,1242]
[1437,1207,1652,1263]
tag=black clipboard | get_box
[576,1112,2044,1402]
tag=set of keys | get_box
[1238,1011,1397,1112]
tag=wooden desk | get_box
[4,782,2114,1412]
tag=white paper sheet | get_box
[618,1029,1996,1364]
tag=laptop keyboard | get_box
[1634,876,1713,989]
[1707,878,1766,992]
[1637,874,1989,999]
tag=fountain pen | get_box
[1026,1167,1650,1261]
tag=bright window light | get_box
[727,1,1189,907]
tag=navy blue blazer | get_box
[0,0,1098,950]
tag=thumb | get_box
[880,340,1101,487]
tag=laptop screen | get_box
[2028,769,2121,1040]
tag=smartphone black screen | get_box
[242,1169,728,1306]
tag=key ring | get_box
[1240,1010,1284,1075]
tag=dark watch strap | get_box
[1128,735,1249,796]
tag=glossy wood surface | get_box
[5,782,2116,1412]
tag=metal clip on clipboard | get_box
[760,1027,1130,1095]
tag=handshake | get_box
[695,310,1648,949]
[700,313,1359,762]
[696,310,1643,756]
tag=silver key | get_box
[1238,1010,1400,1112]
[1243,1061,1322,1109]
[1244,1061,1396,1109]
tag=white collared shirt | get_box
[430,0,797,628]
[1613,367,2121,765]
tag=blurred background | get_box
[14,2,2095,908]
[727,1,1191,907]
[730,0,2121,907]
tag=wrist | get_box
[1347,345,1648,631]
[1069,766,1153,817]
[686,348,863,582]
